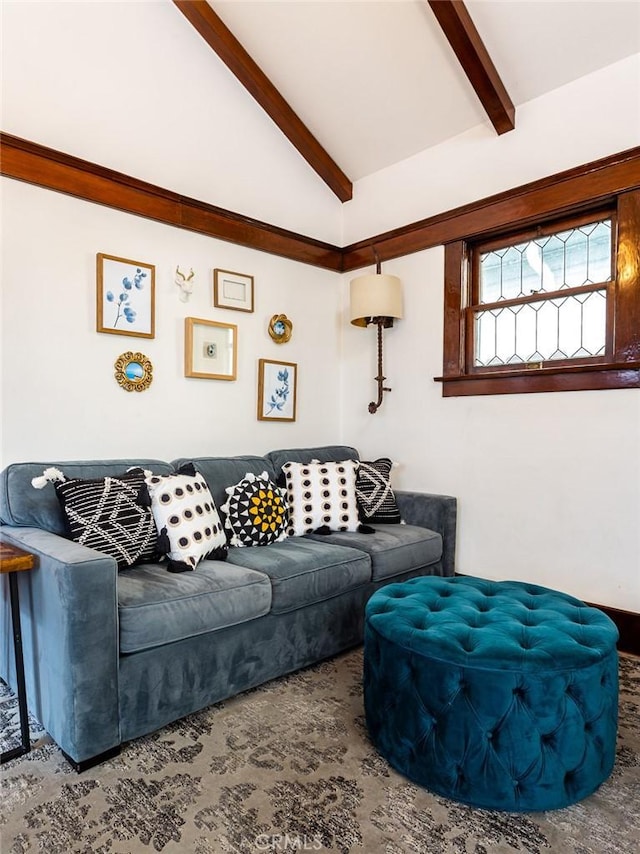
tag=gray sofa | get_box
[0,445,456,770]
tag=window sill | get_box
[434,362,640,396]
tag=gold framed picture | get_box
[213,269,254,313]
[97,253,155,338]
[257,359,297,422]
[185,317,237,380]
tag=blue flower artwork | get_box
[98,255,154,338]
[259,360,297,422]
[266,368,290,414]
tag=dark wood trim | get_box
[427,0,515,135]
[172,0,352,203]
[438,187,640,396]
[443,240,466,376]
[615,190,640,360]
[2,133,640,280]
[437,367,640,396]
[0,133,343,271]
[342,146,640,272]
[584,603,640,657]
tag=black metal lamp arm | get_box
[368,318,392,414]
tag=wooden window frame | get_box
[438,189,640,396]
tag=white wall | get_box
[1,0,343,244]
[0,0,345,466]
[341,57,640,612]
[343,54,640,243]
[0,179,342,464]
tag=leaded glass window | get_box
[470,212,614,369]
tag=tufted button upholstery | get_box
[364,575,619,812]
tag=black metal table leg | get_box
[1,572,31,762]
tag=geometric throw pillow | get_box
[143,466,227,572]
[45,467,158,570]
[355,458,402,524]
[220,470,288,548]
[281,459,361,537]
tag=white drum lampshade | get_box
[349,274,403,327]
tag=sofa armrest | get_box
[395,491,457,577]
[0,526,120,763]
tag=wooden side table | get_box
[1,542,36,763]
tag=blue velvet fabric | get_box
[226,538,371,613]
[0,449,457,765]
[265,445,359,475]
[0,459,174,534]
[0,527,121,764]
[364,576,619,811]
[118,561,272,653]
[305,524,442,581]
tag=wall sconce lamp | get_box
[349,251,403,414]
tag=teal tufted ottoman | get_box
[364,576,619,811]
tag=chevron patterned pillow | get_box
[355,458,402,524]
[52,468,159,569]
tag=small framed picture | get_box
[97,253,155,338]
[185,317,237,380]
[213,268,254,313]
[257,359,297,422]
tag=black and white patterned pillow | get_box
[282,459,361,536]
[356,458,402,524]
[144,466,227,572]
[220,471,288,547]
[51,468,158,570]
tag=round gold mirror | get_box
[268,314,292,344]
[114,352,153,392]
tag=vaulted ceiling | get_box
[175,0,640,201]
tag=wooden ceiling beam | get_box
[172,0,353,203]
[427,0,515,135]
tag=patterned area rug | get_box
[1,650,639,854]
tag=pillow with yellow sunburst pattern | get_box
[220,471,289,547]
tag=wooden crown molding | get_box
[2,133,640,276]
[342,146,640,272]
[427,0,515,135]
[172,0,353,204]
[0,133,343,271]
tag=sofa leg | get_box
[61,744,121,773]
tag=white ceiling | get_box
[211,0,640,181]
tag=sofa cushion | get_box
[305,524,442,581]
[220,471,288,547]
[144,468,227,571]
[282,459,360,536]
[53,467,158,570]
[0,459,174,534]
[226,538,371,614]
[117,561,272,653]
[356,458,402,525]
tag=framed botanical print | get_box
[97,253,155,338]
[257,359,297,422]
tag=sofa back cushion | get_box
[266,446,360,478]
[0,459,174,534]
[173,456,278,510]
